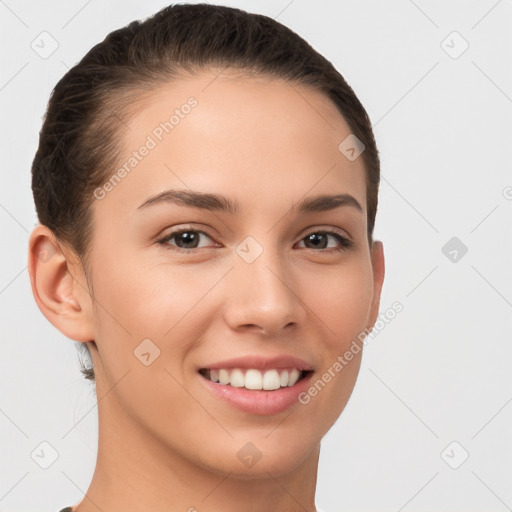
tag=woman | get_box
[28,3,385,511]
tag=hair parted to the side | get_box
[31,3,380,384]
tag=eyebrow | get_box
[138,189,240,214]
[137,189,363,215]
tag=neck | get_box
[73,391,320,512]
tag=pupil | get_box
[306,233,327,249]
[178,231,198,248]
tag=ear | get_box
[27,224,95,343]
[367,240,385,328]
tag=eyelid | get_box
[297,225,352,241]
[158,223,217,239]
[295,222,351,239]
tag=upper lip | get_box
[199,354,314,371]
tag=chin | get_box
[195,433,320,479]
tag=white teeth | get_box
[219,369,230,385]
[262,369,281,390]
[288,368,300,387]
[230,369,245,387]
[204,367,307,390]
[245,369,263,390]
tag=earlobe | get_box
[28,225,94,343]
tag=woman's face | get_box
[82,70,384,477]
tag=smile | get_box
[199,367,311,390]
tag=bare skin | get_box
[28,69,384,512]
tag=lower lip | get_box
[198,371,314,415]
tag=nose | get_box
[222,246,307,336]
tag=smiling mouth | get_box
[198,367,313,391]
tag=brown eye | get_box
[173,231,200,249]
[297,230,353,251]
[303,232,329,249]
[158,229,215,250]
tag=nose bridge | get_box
[224,238,304,333]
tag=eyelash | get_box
[156,225,353,254]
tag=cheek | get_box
[91,248,205,329]
[296,260,373,425]
[306,258,374,343]
[88,255,224,374]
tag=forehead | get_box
[96,69,367,219]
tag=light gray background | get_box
[1,1,511,511]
